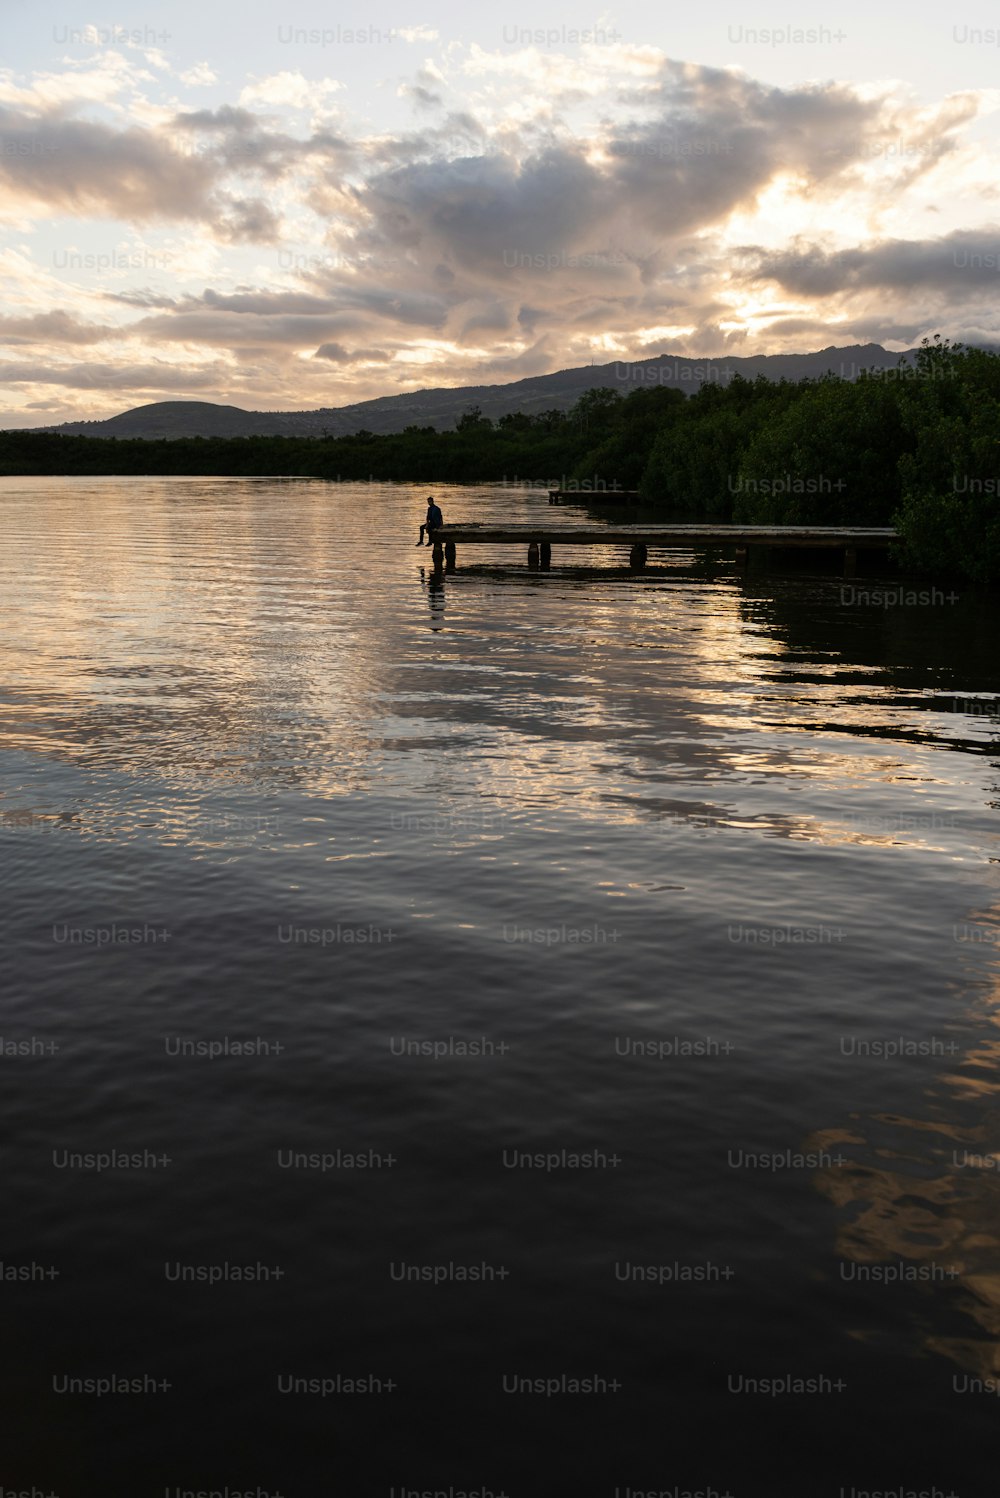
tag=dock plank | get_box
[436,524,896,549]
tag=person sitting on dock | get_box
[417,496,443,546]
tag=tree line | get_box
[2,337,998,579]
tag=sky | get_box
[3,0,1000,424]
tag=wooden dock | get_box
[430,524,897,574]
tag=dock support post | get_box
[540,542,551,570]
[629,543,647,571]
[432,539,444,572]
[444,540,456,570]
[528,541,540,569]
[843,546,857,577]
[735,545,749,571]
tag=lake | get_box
[2,475,999,1494]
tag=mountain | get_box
[30,344,923,440]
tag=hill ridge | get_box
[26,343,922,440]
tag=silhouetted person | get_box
[417,496,443,546]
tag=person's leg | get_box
[416,524,427,546]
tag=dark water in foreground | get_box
[2,476,1000,1496]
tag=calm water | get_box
[2,476,1000,1494]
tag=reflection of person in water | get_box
[422,568,446,631]
[416,496,443,547]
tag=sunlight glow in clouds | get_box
[1,4,999,423]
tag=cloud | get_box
[179,64,218,87]
[399,84,444,109]
[0,105,215,218]
[169,105,353,182]
[742,229,1000,296]
[0,105,281,241]
[0,310,118,344]
[0,359,226,390]
[104,288,178,309]
[314,343,392,362]
[131,280,452,351]
[171,105,260,134]
[343,61,923,305]
[223,199,282,241]
[238,71,344,117]
[0,51,146,111]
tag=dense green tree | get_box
[456,405,493,430]
[570,386,623,433]
[640,376,794,515]
[893,339,1000,579]
[731,375,908,525]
